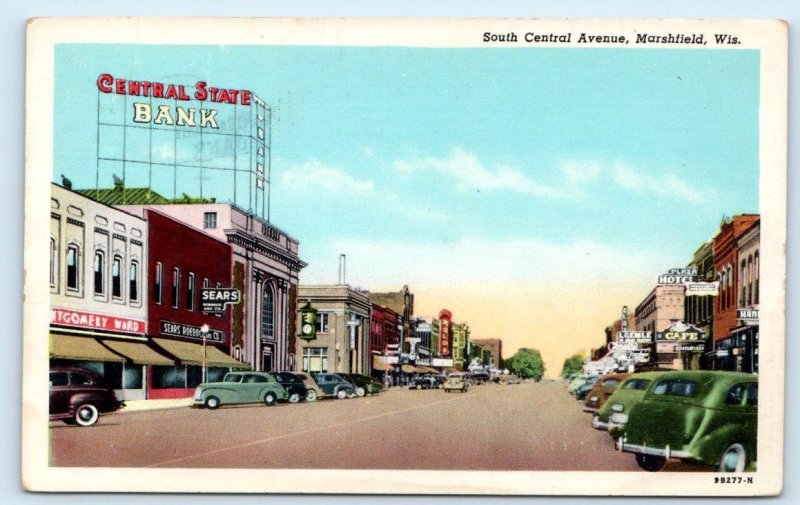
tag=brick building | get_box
[470,338,503,369]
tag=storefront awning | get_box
[152,338,250,369]
[372,355,394,372]
[418,366,440,374]
[102,339,175,366]
[50,333,126,363]
[401,364,419,374]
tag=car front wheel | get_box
[264,392,277,406]
[205,396,220,410]
[635,453,667,472]
[336,389,347,400]
[355,387,366,397]
[288,392,301,404]
[74,404,99,426]
[718,443,748,472]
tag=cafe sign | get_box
[656,321,705,341]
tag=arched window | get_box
[94,251,105,295]
[261,284,274,338]
[112,255,123,299]
[129,260,139,303]
[66,244,79,291]
[50,238,57,287]
[754,251,760,304]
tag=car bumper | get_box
[592,416,608,430]
[583,406,599,413]
[620,438,691,459]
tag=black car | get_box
[50,367,124,426]
[468,371,490,384]
[341,374,384,396]
[409,375,438,390]
[272,372,310,403]
[311,372,356,399]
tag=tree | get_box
[560,354,584,378]
[508,348,545,380]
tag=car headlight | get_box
[609,413,628,424]
[610,403,624,413]
[589,396,598,402]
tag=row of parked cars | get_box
[566,369,758,472]
[49,366,385,426]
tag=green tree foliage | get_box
[560,354,584,378]
[508,348,545,380]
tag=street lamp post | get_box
[200,324,209,383]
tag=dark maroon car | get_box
[49,367,124,426]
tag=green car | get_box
[620,370,757,472]
[594,371,662,438]
[193,371,288,409]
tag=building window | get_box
[129,261,139,303]
[754,251,759,304]
[172,268,180,308]
[203,278,210,288]
[154,262,163,305]
[203,212,217,229]
[50,238,57,287]
[187,273,195,311]
[315,313,330,333]
[66,245,79,291]
[302,347,328,373]
[261,284,274,338]
[112,255,123,299]
[93,251,105,295]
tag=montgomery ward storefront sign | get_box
[160,320,224,343]
[51,308,145,335]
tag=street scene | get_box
[51,379,707,471]
[40,22,764,479]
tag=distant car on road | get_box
[583,373,629,414]
[621,371,757,472]
[443,374,468,393]
[468,371,490,384]
[409,375,438,390]
[312,372,357,399]
[341,374,384,396]
[272,372,310,403]
[193,371,287,409]
[574,376,600,400]
[50,366,124,426]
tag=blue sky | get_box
[53,44,760,358]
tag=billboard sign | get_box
[438,309,452,357]
[616,331,653,343]
[685,281,720,296]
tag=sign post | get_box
[200,323,209,383]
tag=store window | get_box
[302,347,329,373]
[94,250,105,295]
[154,262,163,304]
[66,244,79,291]
[203,212,217,229]
[129,260,139,303]
[112,255,123,299]
[261,284,274,338]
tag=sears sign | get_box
[200,288,241,314]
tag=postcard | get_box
[22,17,786,495]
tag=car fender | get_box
[67,391,114,412]
[262,384,288,400]
[690,421,756,467]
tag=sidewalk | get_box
[121,397,194,413]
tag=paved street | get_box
[49,381,705,471]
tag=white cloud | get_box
[612,163,704,203]
[562,161,601,185]
[281,160,377,198]
[360,146,376,158]
[394,148,565,199]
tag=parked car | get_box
[50,366,124,426]
[468,371,490,384]
[574,376,600,400]
[272,372,310,403]
[291,372,323,401]
[311,372,356,399]
[595,372,661,437]
[443,374,468,393]
[409,375,438,389]
[620,371,757,472]
[193,371,287,409]
[567,375,592,395]
[341,374,384,396]
[583,373,629,414]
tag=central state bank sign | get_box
[94,73,272,219]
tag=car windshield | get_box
[622,378,651,390]
[652,378,698,398]
[223,374,243,383]
[602,379,621,388]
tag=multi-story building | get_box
[470,338,503,369]
[716,219,760,373]
[117,192,306,373]
[364,285,414,353]
[50,183,155,400]
[294,285,371,375]
[368,303,401,377]
[683,241,715,370]
[451,322,470,370]
[142,209,245,399]
[635,285,685,367]
[414,317,434,364]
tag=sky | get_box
[53,44,760,375]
